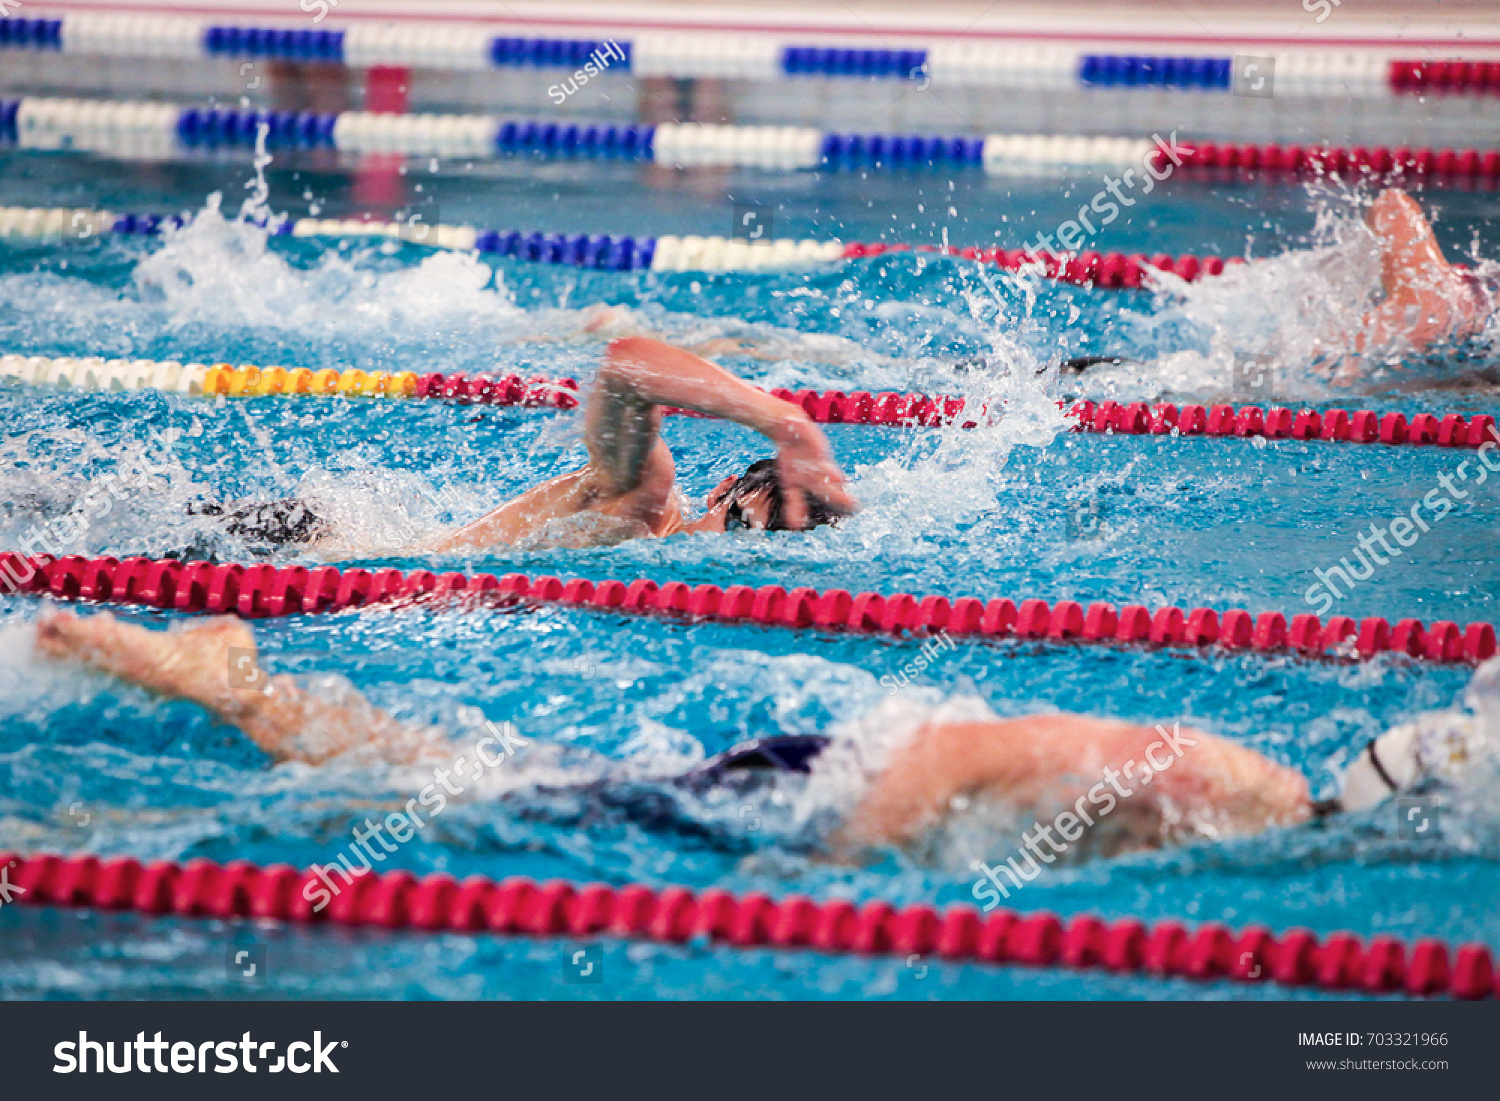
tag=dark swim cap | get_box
[724,459,842,532]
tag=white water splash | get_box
[290,465,489,561]
[133,199,523,337]
[1139,227,1382,399]
[0,419,212,559]
[842,264,1069,549]
[239,119,274,225]
[1084,191,1499,402]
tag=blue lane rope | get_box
[0,15,1250,95]
[1078,55,1232,90]
[0,16,62,49]
[781,46,928,79]
[204,25,346,62]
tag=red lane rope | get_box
[839,244,1239,287]
[1175,141,1500,186]
[3,851,1492,998]
[1065,400,1500,448]
[405,370,1500,450]
[3,553,1493,665]
[846,148,1500,287]
[1390,60,1500,96]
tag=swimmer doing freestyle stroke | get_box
[31,610,1495,877]
[1065,188,1499,385]
[181,188,1495,553]
[187,334,859,556]
[1328,187,1499,378]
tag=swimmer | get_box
[1064,188,1497,388]
[581,190,1499,385]
[38,609,1482,863]
[184,498,331,548]
[427,336,857,551]
[1345,189,1495,360]
[1300,188,1497,385]
[189,336,857,556]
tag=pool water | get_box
[1,150,1498,999]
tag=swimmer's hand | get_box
[35,610,432,767]
[36,609,257,717]
[582,304,645,338]
[769,414,861,530]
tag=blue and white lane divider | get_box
[0,12,1396,96]
[1078,55,1231,89]
[0,204,846,273]
[0,96,1157,172]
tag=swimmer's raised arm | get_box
[1369,188,1454,300]
[35,611,430,767]
[1324,189,1489,383]
[585,335,785,496]
[429,336,856,550]
[586,336,854,528]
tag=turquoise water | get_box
[1,151,1498,999]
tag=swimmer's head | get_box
[1337,706,1490,814]
[187,498,330,548]
[699,459,844,533]
[1337,724,1423,813]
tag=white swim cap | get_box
[1338,724,1420,813]
[1338,711,1488,813]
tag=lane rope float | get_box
[4,198,1481,293]
[2,553,1493,666]
[3,16,1499,102]
[0,202,1234,284]
[0,204,1486,291]
[4,351,1496,453]
[3,851,1493,999]
[6,96,1500,185]
[0,352,580,407]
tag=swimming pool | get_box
[2,140,1499,1000]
